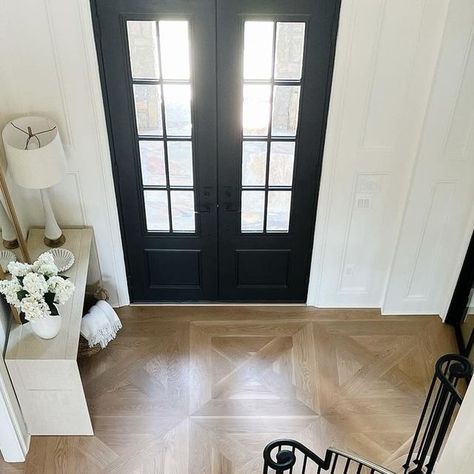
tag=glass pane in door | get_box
[243,85,271,136]
[133,84,163,135]
[241,191,265,232]
[127,21,160,79]
[159,20,190,80]
[268,142,295,186]
[267,190,292,232]
[139,141,166,185]
[167,141,194,186]
[144,190,170,231]
[243,21,274,80]
[274,22,305,80]
[171,190,195,232]
[163,84,192,136]
[271,86,301,136]
[242,141,267,186]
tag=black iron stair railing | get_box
[263,441,394,474]
[263,353,472,474]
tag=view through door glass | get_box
[92,0,340,302]
[129,20,195,233]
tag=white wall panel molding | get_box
[382,0,474,316]
[308,0,450,309]
[0,0,15,116]
[442,17,474,164]
[75,0,129,305]
[50,171,87,227]
[405,181,456,300]
[337,173,388,296]
[359,0,388,151]
[44,0,74,147]
[0,2,65,127]
[360,0,427,153]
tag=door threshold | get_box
[129,302,307,307]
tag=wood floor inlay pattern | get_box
[0,307,456,473]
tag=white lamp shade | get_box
[2,116,66,189]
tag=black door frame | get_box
[90,0,341,303]
[446,230,474,357]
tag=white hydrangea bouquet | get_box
[0,252,74,321]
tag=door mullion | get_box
[262,22,277,234]
[155,22,173,233]
[162,140,173,233]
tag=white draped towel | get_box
[80,300,122,348]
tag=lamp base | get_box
[40,188,65,248]
[3,238,19,249]
[44,234,66,248]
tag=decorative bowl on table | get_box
[48,248,75,273]
[0,250,16,273]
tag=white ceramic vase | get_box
[30,313,62,339]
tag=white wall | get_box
[0,0,129,307]
[0,307,29,462]
[308,0,474,318]
[436,375,474,474]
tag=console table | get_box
[5,228,93,435]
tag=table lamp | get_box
[2,116,67,247]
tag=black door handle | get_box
[222,186,238,212]
[198,186,214,213]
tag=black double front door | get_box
[92,0,340,302]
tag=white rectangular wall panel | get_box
[383,0,474,316]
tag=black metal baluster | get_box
[424,387,457,472]
[343,457,351,474]
[414,380,450,470]
[302,454,308,474]
[409,360,450,471]
[412,374,443,466]
[289,445,295,473]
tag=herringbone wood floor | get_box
[0,307,456,473]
